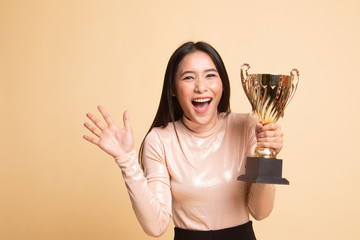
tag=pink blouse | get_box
[116,112,276,237]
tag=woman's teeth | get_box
[193,98,211,103]
[192,98,212,112]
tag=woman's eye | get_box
[206,73,217,78]
[183,76,194,80]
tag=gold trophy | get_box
[237,63,299,185]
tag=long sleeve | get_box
[115,130,172,237]
[244,114,276,220]
[247,183,276,220]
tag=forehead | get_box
[177,51,216,72]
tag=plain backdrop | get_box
[1,0,359,239]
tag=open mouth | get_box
[192,97,212,113]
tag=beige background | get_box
[1,0,359,239]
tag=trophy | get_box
[237,63,299,185]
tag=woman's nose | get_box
[194,78,207,93]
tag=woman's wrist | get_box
[114,149,137,165]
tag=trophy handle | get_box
[240,63,255,110]
[284,68,300,109]
[240,63,250,83]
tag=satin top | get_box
[116,112,276,237]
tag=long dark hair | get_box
[139,41,231,167]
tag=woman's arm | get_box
[244,115,283,220]
[115,141,172,237]
[247,183,276,220]
[83,106,171,237]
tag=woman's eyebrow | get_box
[204,68,218,73]
[180,68,218,77]
[179,70,195,77]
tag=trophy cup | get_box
[237,63,299,185]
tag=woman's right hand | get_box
[83,105,134,158]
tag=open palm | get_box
[83,105,134,158]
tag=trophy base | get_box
[237,157,289,185]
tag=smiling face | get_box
[174,51,223,133]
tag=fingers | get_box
[257,137,283,146]
[256,123,282,136]
[256,123,283,153]
[256,123,279,132]
[83,134,99,145]
[86,112,106,130]
[256,129,283,138]
[123,110,132,130]
[98,105,113,125]
[85,106,130,132]
[85,105,114,131]
[84,122,102,137]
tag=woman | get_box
[83,41,283,240]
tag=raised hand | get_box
[83,105,134,158]
[255,123,283,155]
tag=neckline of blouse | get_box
[176,112,227,138]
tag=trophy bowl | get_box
[237,63,299,185]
